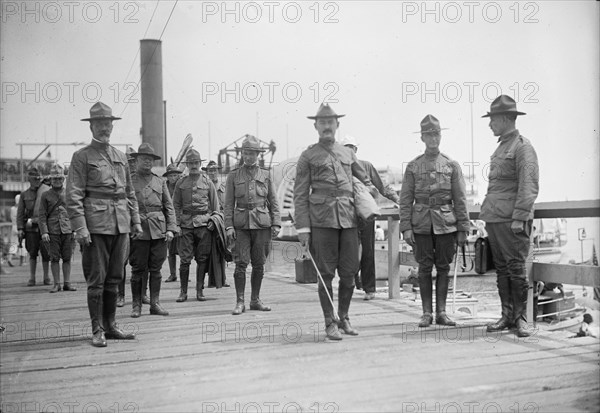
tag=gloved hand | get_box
[402,229,415,248]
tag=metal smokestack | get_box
[140,39,165,166]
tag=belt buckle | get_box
[428,197,436,206]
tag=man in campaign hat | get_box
[400,115,469,327]
[66,102,143,347]
[39,164,77,293]
[128,143,177,318]
[172,149,220,302]
[294,103,378,340]
[339,135,400,300]
[17,167,51,286]
[163,163,183,283]
[480,95,538,338]
[224,135,281,315]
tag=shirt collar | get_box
[498,129,519,143]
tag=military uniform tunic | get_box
[39,187,73,262]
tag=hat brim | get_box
[481,110,526,118]
[184,159,207,163]
[162,170,183,177]
[413,128,449,134]
[131,153,161,160]
[201,166,223,171]
[81,115,122,121]
[307,114,345,120]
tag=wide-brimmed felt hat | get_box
[27,167,41,178]
[81,102,122,122]
[241,135,266,152]
[163,163,183,176]
[184,149,205,163]
[414,114,448,134]
[202,160,222,171]
[131,142,161,160]
[49,164,65,178]
[307,103,345,120]
[339,135,359,147]
[126,147,137,161]
[482,95,526,118]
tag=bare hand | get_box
[165,231,174,243]
[402,230,415,248]
[75,228,92,247]
[511,220,525,234]
[271,225,281,239]
[131,224,143,239]
[368,185,379,198]
[41,233,50,243]
[226,228,236,244]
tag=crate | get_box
[295,258,317,284]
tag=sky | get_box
[1,0,599,204]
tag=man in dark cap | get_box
[163,163,183,283]
[399,115,469,328]
[481,95,539,338]
[39,164,77,293]
[129,143,177,318]
[17,167,51,286]
[224,135,281,315]
[172,149,220,302]
[66,102,143,347]
[294,103,379,340]
[339,135,400,301]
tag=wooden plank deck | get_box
[1,242,599,413]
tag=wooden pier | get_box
[1,241,598,413]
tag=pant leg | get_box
[414,233,435,315]
[148,238,168,280]
[129,239,151,283]
[338,228,360,320]
[359,220,376,293]
[311,228,341,325]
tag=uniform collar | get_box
[498,129,519,143]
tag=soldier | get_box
[339,135,400,300]
[481,95,539,338]
[399,115,469,327]
[224,135,281,315]
[129,143,177,318]
[39,164,77,293]
[172,149,220,302]
[66,101,142,347]
[203,160,230,288]
[163,163,183,283]
[17,167,51,286]
[117,147,138,307]
[293,103,378,340]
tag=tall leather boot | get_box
[250,265,270,311]
[511,277,531,337]
[196,262,207,301]
[42,260,51,285]
[418,272,434,327]
[149,272,169,316]
[49,261,61,293]
[165,254,177,282]
[130,278,142,318]
[62,261,76,291]
[487,276,514,332]
[337,284,358,335]
[232,267,246,315]
[319,282,341,340]
[176,266,189,302]
[435,272,456,326]
[103,287,135,340]
[87,289,106,347]
[27,258,37,286]
[141,272,150,304]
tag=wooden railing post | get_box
[387,215,400,299]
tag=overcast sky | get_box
[1,0,598,203]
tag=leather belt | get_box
[415,197,452,206]
[182,208,208,216]
[139,206,163,213]
[86,190,126,201]
[312,188,353,197]
[236,202,266,210]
